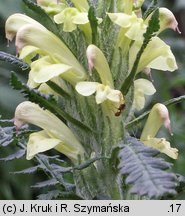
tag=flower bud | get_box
[159,8,180,33]
[140,103,178,159]
[141,103,172,140]
[5,13,42,42]
[86,45,114,87]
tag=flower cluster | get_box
[5,0,180,163]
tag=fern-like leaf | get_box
[119,137,177,199]
[50,164,72,173]
[12,165,42,175]
[31,179,59,188]
[46,81,71,100]
[36,154,75,191]
[0,149,26,161]
[0,51,29,70]
[0,126,14,147]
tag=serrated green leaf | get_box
[0,51,29,70]
[119,137,177,199]
[121,8,160,95]
[10,72,24,90]
[143,0,158,20]
[46,81,71,100]
[0,149,26,161]
[88,6,98,44]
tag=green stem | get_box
[164,95,185,106]
[126,95,185,129]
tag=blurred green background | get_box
[0,0,185,199]
[0,0,36,199]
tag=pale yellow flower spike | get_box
[140,103,178,159]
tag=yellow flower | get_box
[140,103,178,159]
[107,12,147,41]
[145,7,181,34]
[5,14,86,87]
[28,55,76,87]
[5,13,43,42]
[129,37,178,73]
[54,7,89,32]
[76,82,124,106]
[86,45,114,87]
[14,101,85,163]
[53,2,102,43]
[76,45,124,114]
[133,79,156,111]
[51,0,102,43]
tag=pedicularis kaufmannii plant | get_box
[0,0,185,200]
